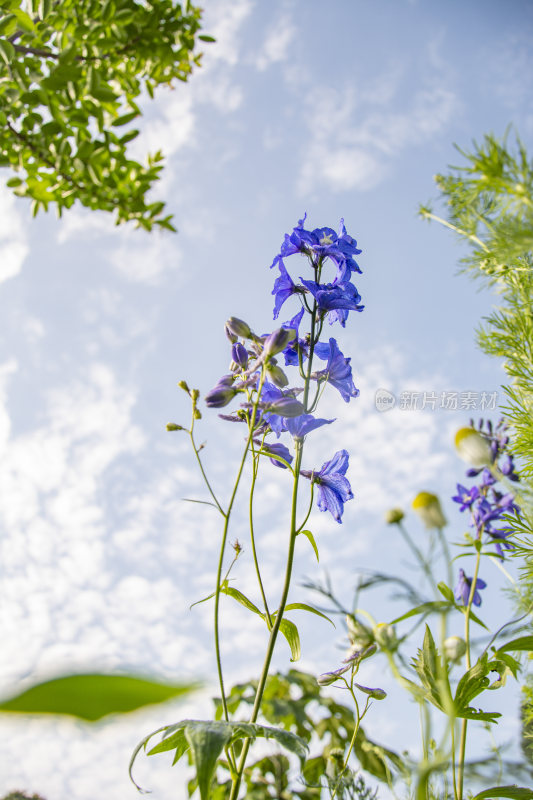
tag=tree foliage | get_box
[0,0,213,230]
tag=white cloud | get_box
[297,82,457,195]
[255,13,297,71]
[0,185,29,283]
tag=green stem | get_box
[249,444,271,623]
[421,210,489,252]
[213,373,266,723]
[228,439,304,800]
[456,546,482,799]
[397,521,437,593]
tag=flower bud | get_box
[455,427,493,467]
[385,508,404,525]
[166,423,184,431]
[373,622,397,651]
[231,342,248,369]
[354,682,387,700]
[412,492,447,529]
[346,615,374,650]
[224,324,238,344]
[317,664,350,686]
[444,635,467,663]
[205,382,237,408]
[226,316,252,339]
[266,363,289,388]
[267,396,305,418]
[178,380,190,393]
[262,327,296,359]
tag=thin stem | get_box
[228,439,304,800]
[421,210,489,252]
[456,546,482,799]
[213,374,266,723]
[189,429,225,516]
[248,443,271,623]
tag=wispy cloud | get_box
[297,82,457,195]
[255,11,297,71]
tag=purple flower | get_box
[451,484,480,512]
[205,375,237,408]
[257,440,293,469]
[286,414,334,440]
[303,449,353,523]
[231,342,248,369]
[272,259,297,320]
[313,338,359,402]
[300,279,364,327]
[281,308,307,367]
[454,568,486,607]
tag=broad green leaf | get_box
[0,38,15,65]
[132,719,308,795]
[299,529,319,562]
[12,8,35,32]
[185,721,233,800]
[453,655,501,723]
[472,787,533,800]
[112,110,141,127]
[0,673,198,721]
[391,601,450,624]
[284,602,334,626]
[496,635,533,653]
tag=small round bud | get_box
[444,635,467,663]
[455,427,493,467]
[166,423,184,431]
[190,389,200,402]
[226,317,252,339]
[178,380,190,393]
[412,492,447,529]
[385,508,404,525]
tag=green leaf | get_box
[0,38,15,65]
[284,602,334,627]
[437,581,454,602]
[279,618,301,662]
[112,110,141,127]
[496,635,533,653]
[299,529,319,562]
[453,655,501,723]
[0,673,198,721]
[472,787,533,800]
[132,719,308,796]
[39,0,53,18]
[222,585,263,617]
[12,8,35,32]
[198,34,216,42]
[391,600,450,624]
[411,626,453,714]
[185,721,233,800]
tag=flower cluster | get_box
[452,419,521,606]
[203,216,364,523]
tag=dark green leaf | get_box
[497,636,533,653]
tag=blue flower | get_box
[205,375,237,408]
[303,449,353,523]
[313,338,359,402]
[451,484,480,512]
[261,441,293,469]
[270,216,362,283]
[281,308,307,367]
[286,414,334,440]
[454,568,486,607]
[300,279,364,326]
[272,259,297,320]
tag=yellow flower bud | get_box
[384,508,404,525]
[412,492,447,529]
[454,427,492,467]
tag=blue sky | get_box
[1,1,533,797]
